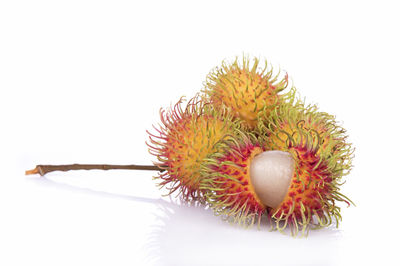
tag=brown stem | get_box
[25,164,166,176]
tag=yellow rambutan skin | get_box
[203,56,289,128]
[147,96,239,201]
[267,102,347,159]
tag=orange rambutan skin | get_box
[204,57,288,128]
[147,97,236,201]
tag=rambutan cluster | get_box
[147,56,353,236]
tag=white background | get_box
[1,1,399,265]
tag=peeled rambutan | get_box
[147,96,240,202]
[257,100,354,235]
[203,56,289,128]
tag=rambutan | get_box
[203,56,289,128]
[147,96,241,202]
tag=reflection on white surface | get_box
[29,177,343,266]
[145,200,342,266]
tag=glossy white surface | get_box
[1,1,399,265]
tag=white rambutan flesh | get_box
[249,151,294,208]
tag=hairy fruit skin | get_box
[147,96,240,202]
[203,56,289,128]
[258,100,354,235]
[200,132,267,226]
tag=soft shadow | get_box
[27,176,170,206]
[143,202,343,266]
[28,177,344,266]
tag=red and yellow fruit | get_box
[147,96,241,202]
[203,56,289,128]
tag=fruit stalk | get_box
[25,164,164,176]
